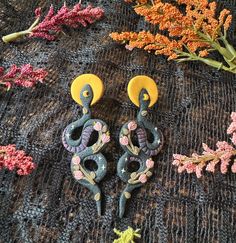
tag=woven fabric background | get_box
[0,0,235,242]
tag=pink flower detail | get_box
[0,64,47,91]
[231,161,236,173]
[206,160,218,172]
[125,45,134,51]
[185,163,196,173]
[202,143,215,154]
[231,133,236,145]
[101,134,110,144]
[127,121,137,131]
[195,166,202,178]
[35,7,42,18]
[146,159,154,168]
[216,141,233,151]
[227,122,236,134]
[231,112,236,122]
[220,163,228,174]
[120,136,129,146]
[74,170,84,180]
[138,174,147,183]
[94,122,102,131]
[72,156,81,165]
[0,144,36,175]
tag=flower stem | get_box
[176,50,236,74]
[2,18,39,43]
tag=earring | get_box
[62,74,110,216]
[117,76,163,218]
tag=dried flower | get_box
[110,0,236,74]
[2,3,104,43]
[173,112,236,178]
[0,64,47,91]
[0,144,36,175]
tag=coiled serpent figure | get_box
[117,76,163,218]
[62,75,110,216]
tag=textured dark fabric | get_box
[0,0,236,242]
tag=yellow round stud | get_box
[127,75,158,107]
[71,74,104,106]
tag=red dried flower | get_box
[173,112,236,178]
[2,3,104,43]
[0,145,36,175]
[0,64,48,91]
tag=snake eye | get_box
[83,90,90,97]
[143,94,150,101]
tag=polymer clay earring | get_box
[62,74,110,216]
[117,76,163,218]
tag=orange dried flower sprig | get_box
[110,0,236,74]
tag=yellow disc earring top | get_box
[127,75,159,107]
[71,74,104,106]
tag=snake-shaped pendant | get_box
[62,74,110,216]
[117,76,164,218]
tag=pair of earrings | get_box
[62,74,163,218]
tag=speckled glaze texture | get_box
[118,89,163,218]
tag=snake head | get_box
[139,89,150,111]
[80,84,94,108]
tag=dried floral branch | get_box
[0,64,47,91]
[173,112,236,178]
[0,145,36,175]
[2,2,104,43]
[110,0,236,74]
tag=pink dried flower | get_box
[94,122,102,131]
[231,112,236,122]
[101,134,110,144]
[231,161,236,173]
[0,64,47,91]
[125,45,134,51]
[227,122,236,134]
[0,144,36,175]
[195,166,202,178]
[172,112,236,178]
[74,170,84,180]
[128,121,137,131]
[120,136,129,146]
[2,3,104,43]
[232,133,236,145]
[138,174,147,183]
[146,159,154,168]
[72,156,81,165]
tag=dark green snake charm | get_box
[118,89,163,218]
[62,83,110,216]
